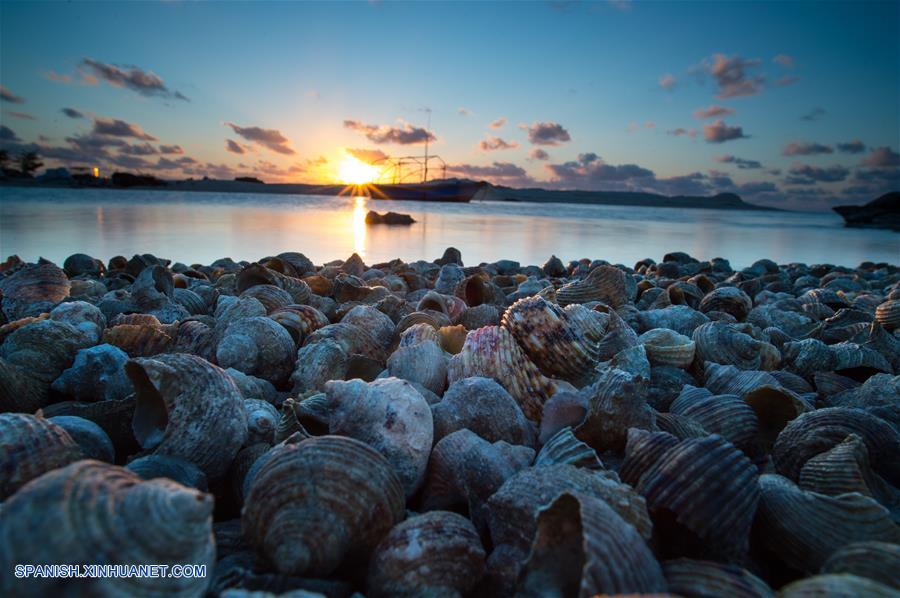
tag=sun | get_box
[339,155,381,185]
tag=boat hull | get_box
[368,181,486,203]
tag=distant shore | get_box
[0,177,778,211]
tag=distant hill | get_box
[833,191,900,231]
[483,185,777,210]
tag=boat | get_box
[366,180,488,203]
[833,192,900,231]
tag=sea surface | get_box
[1,187,897,269]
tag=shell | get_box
[433,263,466,294]
[325,377,433,497]
[447,326,557,422]
[778,574,898,597]
[575,367,656,453]
[596,307,639,361]
[0,262,70,319]
[0,413,82,499]
[556,265,636,308]
[458,303,500,329]
[539,389,588,444]
[49,300,107,344]
[63,252,104,277]
[742,384,810,450]
[126,353,248,478]
[670,392,761,457]
[638,305,710,336]
[269,305,329,346]
[126,454,209,491]
[754,473,900,573]
[772,407,900,486]
[875,299,900,330]
[693,321,779,371]
[244,398,279,445]
[398,322,441,347]
[171,319,218,363]
[341,304,395,348]
[636,434,760,561]
[367,511,486,598]
[103,319,177,357]
[240,284,293,314]
[501,295,600,383]
[703,362,782,396]
[821,542,900,590]
[638,327,696,368]
[534,427,603,469]
[241,435,405,577]
[432,377,535,448]
[0,358,47,413]
[654,410,709,439]
[386,339,448,396]
[217,316,296,385]
[455,273,504,306]
[173,287,208,315]
[516,492,667,597]
[620,428,681,487]
[51,343,131,403]
[0,460,215,597]
[39,397,139,462]
[563,304,609,344]
[438,324,467,355]
[661,559,773,598]
[782,338,837,377]
[417,290,467,322]
[47,415,114,462]
[290,339,349,394]
[699,286,753,320]
[304,322,387,362]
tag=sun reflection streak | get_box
[352,196,367,257]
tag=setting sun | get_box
[338,155,381,185]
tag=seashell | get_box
[0,312,48,344]
[662,559,773,598]
[0,357,47,413]
[436,246,463,266]
[49,300,106,344]
[0,262,70,319]
[127,353,248,478]
[608,343,651,380]
[636,434,759,561]
[670,392,761,457]
[243,398,279,445]
[340,304,395,348]
[241,435,405,577]
[455,273,504,307]
[0,460,215,597]
[303,274,333,296]
[47,415,114,462]
[699,286,752,321]
[434,263,466,295]
[304,322,387,362]
[269,304,329,346]
[325,377,433,497]
[130,264,174,309]
[240,284,293,314]
[516,492,667,597]
[173,287,207,315]
[217,316,296,385]
[821,542,900,590]
[63,252,104,277]
[539,389,588,443]
[422,428,534,524]
[126,454,209,491]
[104,318,176,357]
[398,322,441,347]
[742,384,809,449]
[639,327,696,368]
[458,302,500,329]
[563,303,609,344]
[438,324,467,354]
[51,343,131,402]
[693,321,779,371]
[828,373,900,430]
[225,368,280,405]
[2,318,93,385]
[778,573,898,597]
[0,413,82,499]
[575,367,656,453]
[874,299,900,330]
[417,290,467,322]
[331,272,375,303]
[447,326,557,422]
[620,428,680,487]
[534,427,603,469]
[501,296,600,382]
[654,410,709,439]
[387,339,448,396]
[769,369,814,394]
[638,305,710,336]
[556,265,636,308]
[831,342,893,381]
[796,433,883,500]
[596,307,639,361]
[772,407,900,486]
[273,251,315,277]
[782,338,837,377]
[754,473,900,573]
[815,371,861,397]
[171,318,217,363]
[703,361,781,396]
[542,254,567,277]
[236,263,282,293]
[648,365,697,411]
[290,338,349,394]
[40,397,139,462]
[367,511,486,598]
[866,322,900,372]
[214,295,268,337]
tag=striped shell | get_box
[534,427,604,470]
[874,299,900,331]
[575,367,656,452]
[620,428,680,487]
[269,304,329,345]
[662,559,773,598]
[217,316,296,385]
[0,413,82,499]
[638,327,696,368]
[699,286,752,320]
[821,542,900,590]
[103,318,177,357]
[778,574,898,597]
[693,321,779,371]
[670,392,761,457]
[417,290,467,323]
[0,262,70,319]
[556,265,636,308]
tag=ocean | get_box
[1,187,896,268]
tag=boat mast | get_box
[423,108,431,183]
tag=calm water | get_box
[0,187,896,269]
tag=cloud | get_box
[788,163,849,183]
[343,119,435,145]
[776,75,800,87]
[0,126,20,142]
[703,54,764,98]
[0,86,24,104]
[80,58,189,101]
[800,107,826,121]
[5,111,34,120]
[347,148,388,163]
[61,107,84,119]
[44,71,72,84]
[667,128,698,138]
[119,142,157,156]
[525,121,571,145]
[93,117,157,141]
[479,135,519,151]
[773,54,794,68]
[715,155,762,169]
[703,119,747,143]
[836,140,866,154]
[783,141,833,155]
[225,139,245,154]
[159,144,183,155]
[855,167,900,185]
[693,104,734,119]
[490,117,507,129]
[644,121,655,129]
[446,161,533,186]
[861,146,900,167]
[530,148,549,161]
[458,107,470,116]
[659,74,676,91]
[226,123,295,155]
[545,153,654,189]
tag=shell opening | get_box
[127,362,169,450]
[464,278,486,307]
[518,494,585,595]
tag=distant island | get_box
[832,192,900,231]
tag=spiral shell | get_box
[516,492,666,597]
[104,316,177,357]
[662,559,773,598]
[556,265,636,308]
[703,362,782,396]
[217,316,296,385]
[51,343,131,403]
[49,300,107,345]
[127,353,248,478]
[638,327,696,368]
[699,286,753,320]
[433,263,466,295]
[290,338,349,394]
[243,398,279,446]
[241,435,405,577]
[367,511,486,598]
[0,413,82,499]
[447,326,557,422]
[0,460,215,597]
[821,542,900,590]
[455,273,504,307]
[417,290,467,323]
[755,473,900,573]
[340,304,395,348]
[304,322,387,362]
[0,261,70,319]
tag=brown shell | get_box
[170,319,217,363]
[556,265,636,308]
[0,460,215,597]
[455,273,504,307]
[417,290,467,322]
[516,492,667,597]
[304,322,387,362]
[821,542,900,590]
[0,413,82,499]
[0,312,49,343]
[778,574,898,597]
[501,296,600,382]
[0,262,70,318]
[698,286,753,320]
[126,353,248,478]
[104,320,177,357]
[755,473,900,573]
[636,434,760,561]
[563,304,610,345]
[438,324,467,355]
[447,326,557,422]
[638,327,696,368]
[367,511,486,598]
[662,559,773,598]
[875,299,900,331]
[303,274,333,296]
[398,322,441,347]
[241,435,405,577]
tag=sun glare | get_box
[339,156,381,185]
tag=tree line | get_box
[0,149,44,177]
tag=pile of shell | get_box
[1,248,899,597]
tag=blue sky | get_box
[0,0,898,210]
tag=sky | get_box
[0,0,898,210]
